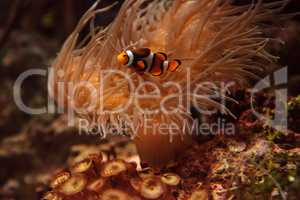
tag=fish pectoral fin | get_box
[135,60,147,70]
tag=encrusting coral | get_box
[49,0,290,166]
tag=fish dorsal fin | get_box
[132,48,151,59]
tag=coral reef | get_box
[41,140,299,200]
[42,94,300,200]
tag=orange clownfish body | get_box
[117,48,181,76]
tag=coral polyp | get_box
[42,153,181,200]
[49,0,289,165]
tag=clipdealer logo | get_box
[250,67,288,132]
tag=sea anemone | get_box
[49,0,289,166]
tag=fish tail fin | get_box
[168,59,181,72]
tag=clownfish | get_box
[117,48,181,76]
